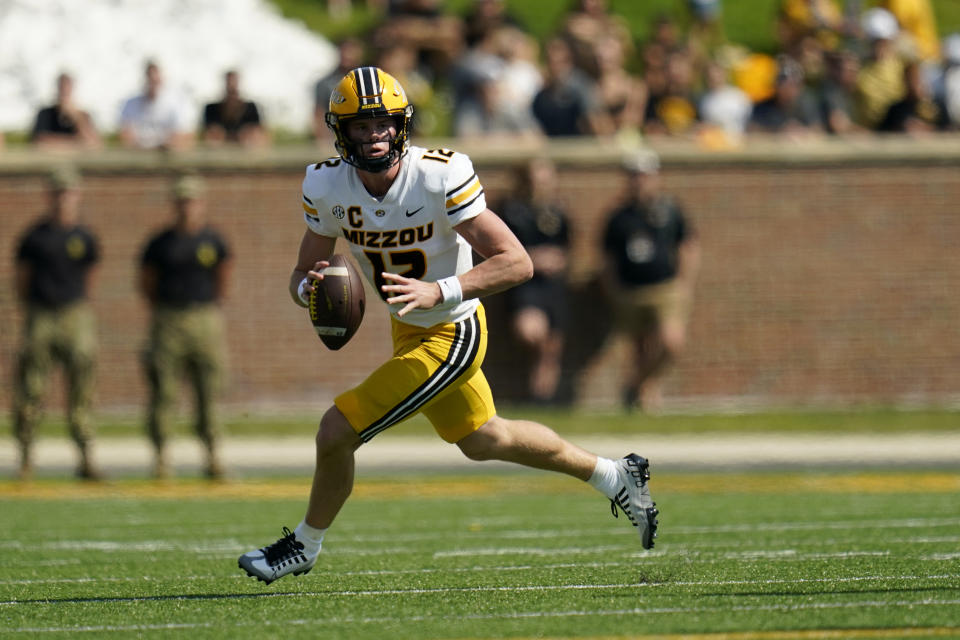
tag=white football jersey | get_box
[301,145,486,328]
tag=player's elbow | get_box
[514,252,534,285]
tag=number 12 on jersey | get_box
[364,250,427,301]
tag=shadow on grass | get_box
[6,590,317,605]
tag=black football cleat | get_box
[238,527,317,584]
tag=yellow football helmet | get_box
[325,66,414,173]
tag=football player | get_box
[238,67,659,584]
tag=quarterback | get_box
[239,67,659,584]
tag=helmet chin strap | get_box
[354,150,398,173]
[348,135,400,173]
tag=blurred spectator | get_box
[731,51,780,103]
[30,73,101,149]
[119,61,195,150]
[532,37,612,137]
[13,167,102,481]
[687,0,727,73]
[818,48,868,134]
[639,14,683,86]
[593,37,647,136]
[376,44,439,135]
[791,34,829,87]
[776,0,846,52]
[496,158,572,405]
[602,149,699,413]
[559,0,634,79]
[450,27,542,140]
[854,8,907,129]
[202,70,268,147]
[450,26,506,136]
[748,57,822,135]
[640,38,671,128]
[644,48,700,136]
[877,61,944,133]
[491,27,544,123]
[638,20,671,85]
[462,0,525,48]
[878,0,940,62]
[314,37,366,141]
[372,0,465,81]
[650,13,683,53]
[934,34,960,129]
[139,175,231,480]
[698,59,753,143]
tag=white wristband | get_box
[437,276,463,306]
[297,277,311,306]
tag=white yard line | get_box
[7,597,960,633]
[2,515,957,555]
[5,574,959,603]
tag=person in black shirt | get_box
[602,149,700,412]
[30,73,101,149]
[139,175,232,479]
[497,157,572,404]
[201,70,268,147]
[747,58,822,137]
[13,167,102,480]
[532,37,612,137]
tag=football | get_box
[308,254,365,350]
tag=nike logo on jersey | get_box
[405,206,424,217]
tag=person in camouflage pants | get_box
[12,167,102,480]
[139,175,232,479]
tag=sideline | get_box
[0,432,960,499]
[1,432,959,479]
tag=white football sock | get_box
[587,456,621,499]
[294,521,326,556]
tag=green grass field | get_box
[2,469,959,639]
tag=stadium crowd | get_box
[10,0,960,150]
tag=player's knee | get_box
[457,417,509,461]
[457,432,490,461]
[316,406,361,455]
[460,442,492,461]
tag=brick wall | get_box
[2,141,958,414]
